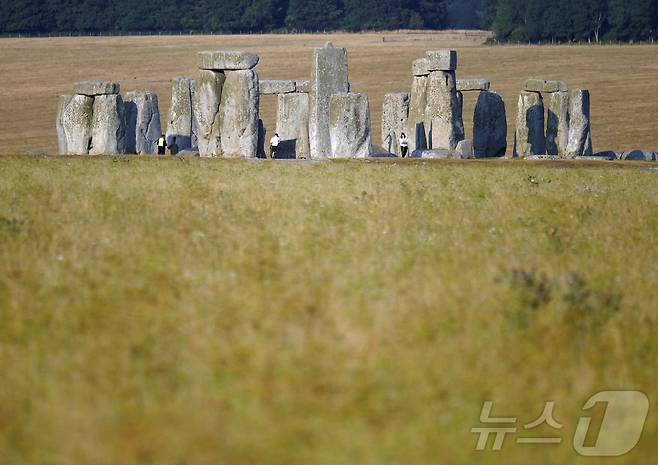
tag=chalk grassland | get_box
[0,155,656,464]
[1,33,658,154]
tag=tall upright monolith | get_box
[329,92,372,158]
[381,92,410,155]
[277,92,310,159]
[547,91,569,156]
[473,90,507,157]
[124,91,162,154]
[566,90,593,158]
[408,75,429,152]
[56,94,93,155]
[219,69,259,158]
[513,91,545,157]
[89,94,127,155]
[193,70,225,157]
[166,77,195,150]
[427,70,464,150]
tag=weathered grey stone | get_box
[456,91,464,121]
[198,51,259,70]
[329,93,372,158]
[89,94,127,155]
[123,91,162,154]
[381,92,409,156]
[565,90,593,158]
[74,81,120,96]
[257,119,267,158]
[219,69,260,158]
[411,148,453,159]
[524,79,567,93]
[525,155,561,160]
[309,43,349,159]
[473,90,507,158]
[276,92,310,159]
[259,80,296,95]
[427,71,464,150]
[589,151,619,160]
[622,150,657,161]
[513,91,546,157]
[412,58,431,76]
[295,80,310,93]
[193,70,225,157]
[56,94,93,155]
[546,91,569,157]
[457,79,490,92]
[408,75,429,152]
[166,77,194,150]
[426,50,457,71]
[455,139,474,159]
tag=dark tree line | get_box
[1,0,657,41]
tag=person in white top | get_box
[399,132,409,158]
[269,133,281,159]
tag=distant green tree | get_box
[285,0,344,31]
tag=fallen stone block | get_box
[166,77,195,150]
[329,92,372,158]
[578,153,616,160]
[295,80,310,93]
[219,69,260,158]
[193,70,225,157]
[525,155,562,160]
[622,150,657,161]
[524,79,567,93]
[455,139,474,159]
[259,80,296,95]
[124,91,162,155]
[566,89,593,158]
[457,79,490,92]
[427,70,464,150]
[74,81,120,96]
[198,51,259,70]
[426,50,457,71]
[591,151,621,160]
[412,58,431,76]
[381,92,409,156]
[411,148,454,159]
[473,90,507,158]
[56,94,93,155]
[546,91,569,156]
[89,94,127,155]
[408,75,429,152]
[309,42,349,159]
[276,92,310,159]
[513,91,545,157]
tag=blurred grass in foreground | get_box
[0,155,656,465]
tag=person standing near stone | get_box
[269,133,281,159]
[399,133,409,157]
[157,134,167,155]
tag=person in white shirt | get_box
[399,132,409,158]
[269,133,281,159]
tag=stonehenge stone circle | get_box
[166,76,195,150]
[408,75,429,152]
[566,89,593,158]
[124,91,162,155]
[473,90,507,157]
[276,92,310,159]
[426,50,457,71]
[514,91,546,157]
[457,79,490,92]
[193,69,226,157]
[259,80,296,95]
[546,91,569,156]
[329,93,372,158]
[309,42,349,159]
[198,51,259,70]
[56,94,93,155]
[381,92,410,156]
[427,70,464,150]
[89,94,127,155]
[219,69,260,158]
[73,81,120,96]
[524,79,568,93]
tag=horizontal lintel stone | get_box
[412,58,430,76]
[259,80,296,95]
[457,79,490,92]
[524,79,568,93]
[295,80,310,93]
[74,81,120,96]
[197,51,259,70]
[425,50,457,71]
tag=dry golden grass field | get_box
[1,32,658,154]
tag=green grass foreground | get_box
[0,155,656,465]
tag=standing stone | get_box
[513,91,545,157]
[456,91,464,121]
[427,70,464,150]
[257,119,267,158]
[309,43,349,159]
[276,92,310,159]
[546,91,569,157]
[219,69,259,158]
[166,77,194,150]
[473,90,507,158]
[56,94,93,155]
[89,94,127,155]
[329,93,372,158]
[408,75,429,151]
[193,70,225,157]
[566,90,593,158]
[123,91,162,154]
[381,92,409,156]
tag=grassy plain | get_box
[1,32,658,154]
[0,155,656,464]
